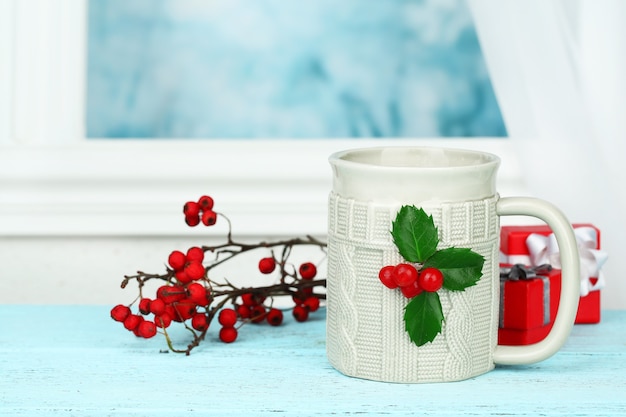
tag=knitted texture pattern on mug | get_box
[326,192,500,383]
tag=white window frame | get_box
[0,0,521,237]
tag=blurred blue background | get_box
[86,0,506,139]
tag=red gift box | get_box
[498,264,561,345]
[500,224,605,324]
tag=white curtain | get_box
[468,0,626,308]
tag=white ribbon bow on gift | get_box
[525,227,607,297]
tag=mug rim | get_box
[329,145,501,171]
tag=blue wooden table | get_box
[1,306,624,416]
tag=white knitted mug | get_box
[326,146,580,383]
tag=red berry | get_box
[258,257,276,274]
[378,265,398,289]
[164,305,177,321]
[218,308,238,327]
[183,201,201,217]
[110,304,131,322]
[299,262,317,280]
[175,269,191,284]
[187,282,210,306]
[186,246,204,263]
[184,261,205,281]
[185,214,201,227]
[236,304,252,319]
[303,296,320,312]
[418,267,444,292]
[157,285,186,304]
[292,305,309,322]
[154,313,172,328]
[219,326,238,343]
[138,298,152,315]
[393,263,418,287]
[171,299,196,321]
[400,280,423,298]
[292,288,312,305]
[250,305,267,323]
[201,210,217,226]
[191,313,209,331]
[149,298,166,316]
[137,320,157,338]
[266,308,284,326]
[241,293,256,306]
[123,314,143,331]
[168,250,186,271]
[240,292,265,307]
[197,195,214,211]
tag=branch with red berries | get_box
[111,196,327,355]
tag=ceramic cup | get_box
[326,146,580,383]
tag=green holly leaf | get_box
[423,247,484,291]
[404,291,444,347]
[391,206,439,263]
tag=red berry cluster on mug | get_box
[183,195,217,227]
[378,264,444,298]
[110,280,211,338]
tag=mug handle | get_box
[493,197,580,365]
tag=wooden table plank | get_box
[0,306,624,416]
